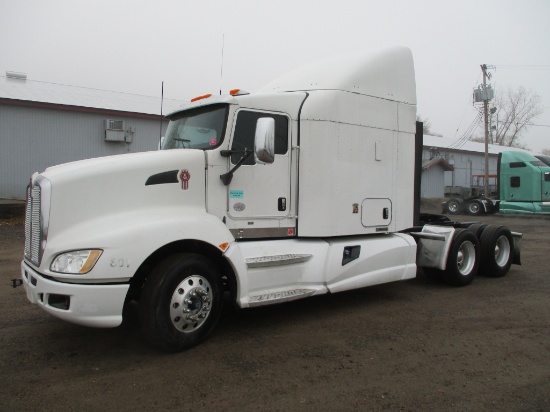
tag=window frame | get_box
[229,109,290,165]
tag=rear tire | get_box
[139,253,224,352]
[467,200,484,216]
[468,223,487,239]
[442,229,480,286]
[479,225,513,277]
[446,198,463,215]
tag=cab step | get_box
[248,289,317,307]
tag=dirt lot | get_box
[1,211,549,411]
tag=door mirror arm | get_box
[220,150,254,186]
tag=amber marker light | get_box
[219,242,229,251]
[229,89,250,96]
[80,250,103,273]
[191,93,212,102]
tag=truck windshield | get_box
[162,104,228,150]
[535,155,550,167]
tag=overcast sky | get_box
[1,0,549,152]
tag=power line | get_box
[495,65,550,70]
[449,110,483,149]
[521,122,550,128]
[452,73,482,140]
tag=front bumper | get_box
[21,261,129,328]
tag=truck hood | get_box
[40,150,207,243]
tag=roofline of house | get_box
[0,98,168,121]
[423,145,499,157]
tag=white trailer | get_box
[20,47,521,351]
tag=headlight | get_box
[50,250,102,274]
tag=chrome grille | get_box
[24,183,42,265]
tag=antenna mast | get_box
[159,81,164,148]
[220,34,225,96]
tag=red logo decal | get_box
[287,228,295,236]
[180,170,191,190]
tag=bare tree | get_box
[416,114,432,135]
[541,148,550,156]
[471,86,543,149]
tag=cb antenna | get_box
[219,34,225,96]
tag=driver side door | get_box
[226,109,293,238]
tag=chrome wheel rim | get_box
[449,202,458,213]
[170,275,213,333]
[469,203,480,214]
[494,235,511,267]
[457,241,476,276]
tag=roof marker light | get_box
[229,89,250,96]
[191,93,212,102]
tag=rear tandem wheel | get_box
[467,200,484,216]
[479,225,513,277]
[446,198,463,215]
[423,229,480,287]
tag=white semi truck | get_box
[21,47,521,351]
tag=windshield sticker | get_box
[230,190,244,199]
[209,138,217,146]
[180,170,191,190]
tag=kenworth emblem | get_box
[180,170,191,190]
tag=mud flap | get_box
[511,232,522,265]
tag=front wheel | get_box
[139,253,224,352]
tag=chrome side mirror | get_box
[254,118,275,164]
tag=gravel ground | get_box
[1,212,549,411]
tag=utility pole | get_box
[481,64,490,198]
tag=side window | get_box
[510,176,520,188]
[231,111,289,165]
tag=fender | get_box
[39,209,235,283]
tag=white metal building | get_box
[421,135,530,198]
[1,74,183,200]
[0,73,533,202]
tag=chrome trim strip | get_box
[230,227,295,239]
[246,254,313,268]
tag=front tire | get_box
[139,253,224,352]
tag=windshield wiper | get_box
[174,137,191,148]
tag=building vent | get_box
[104,119,125,142]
